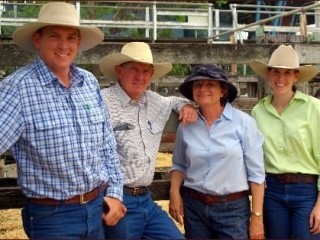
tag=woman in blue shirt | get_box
[169,64,265,239]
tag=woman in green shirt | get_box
[250,44,320,239]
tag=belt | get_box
[267,173,318,184]
[29,184,108,205]
[185,187,248,205]
[124,186,150,195]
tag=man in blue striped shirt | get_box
[0,2,126,239]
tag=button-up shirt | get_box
[252,91,320,188]
[102,82,189,187]
[0,56,123,200]
[171,103,265,195]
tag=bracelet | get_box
[251,211,262,217]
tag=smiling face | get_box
[115,61,154,101]
[33,25,81,76]
[267,67,300,96]
[192,80,226,108]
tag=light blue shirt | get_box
[0,56,123,200]
[171,103,265,195]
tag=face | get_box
[115,61,154,101]
[192,80,226,107]
[267,68,299,96]
[33,25,81,76]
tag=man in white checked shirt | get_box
[99,42,197,239]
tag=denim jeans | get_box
[264,175,320,239]
[22,192,105,239]
[104,191,184,239]
[183,189,250,239]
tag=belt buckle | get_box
[80,194,88,205]
[133,187,140,195]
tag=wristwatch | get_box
[251,211,262,217]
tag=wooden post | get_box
[230,34,237,76]
[299,10,308,42]
[314,2,320,41]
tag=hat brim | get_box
[99,53,172,81]
[13,22,104,52]
[179,75,238,103]
[250,60,319,82]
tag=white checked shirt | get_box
[102,82,189,187]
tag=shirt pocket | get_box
[147,120,163,135]
[31,108,73,152]
[85,105,106,148]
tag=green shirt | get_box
[252,91,320,188]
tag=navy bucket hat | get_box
[179,64,238,103]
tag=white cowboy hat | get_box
[99,42,172,81]
[250,44,319,82]
[12,2,104,52]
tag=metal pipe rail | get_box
[1,1,320,43]
[212,2,320,41]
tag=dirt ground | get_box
[0,153,183,239]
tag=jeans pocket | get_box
[28,203,60,236]
[225,196,250,211]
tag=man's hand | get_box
[102,197,127,226]
[179,104,197,126]
[169,191,184,225]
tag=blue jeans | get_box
[264,175,320,239]
[22,192,104,239]
[183,189,250,239]
[104,191,184,239]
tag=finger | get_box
[179,215,184,225]
[310,225,319,234]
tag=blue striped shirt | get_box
[0,56,123,200]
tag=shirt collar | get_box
[221,102,233,120]
[261,90,307,107]
[198,102,233,122]
[35,56,84,87]
[114,82,147,108]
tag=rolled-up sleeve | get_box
[242,117,265,184]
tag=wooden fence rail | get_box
[0,173,171,209]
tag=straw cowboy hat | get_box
[12,2,104,52]
[250,44,319,82]
[99,42,172,81]
[179,64,238,103]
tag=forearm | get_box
[250,181,265,214]
[249,181,265,239]
[170,170,185,194]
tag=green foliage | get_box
[215,0,229,9]
[169,64,190,76]
[1,66,19,77]
[307,33,316,42]
[158,29,173,38]
[1,3,41,35]
[20,4,41,18]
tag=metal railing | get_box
[1,1,320,43]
